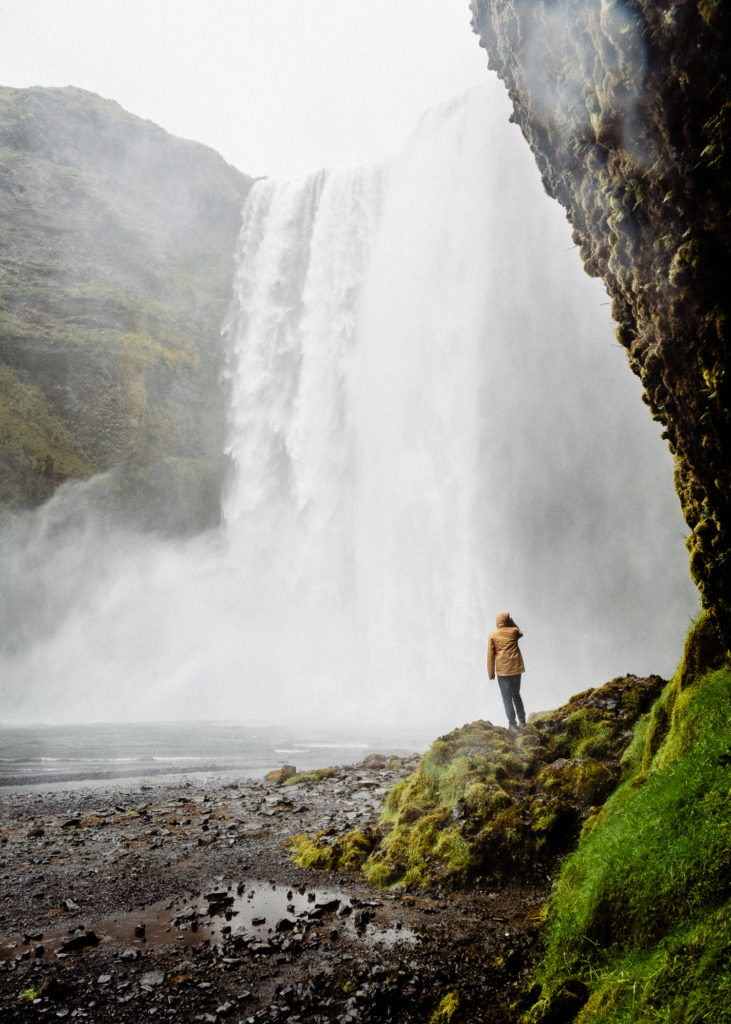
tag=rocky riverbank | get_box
[0,755,544,1023]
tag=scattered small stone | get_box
[119,948,141,961]
[59,930,99,952]
[140,970,165,989]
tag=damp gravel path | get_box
[0,757,545,1022]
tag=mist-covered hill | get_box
[0,86,252,532]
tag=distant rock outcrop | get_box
[0,86,252,532]
[469,0,731,643]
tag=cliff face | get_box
[0,86,252,532]
[469,0,731,643]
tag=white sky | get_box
[0,0,491,178]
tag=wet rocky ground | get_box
[0,755,545,1022]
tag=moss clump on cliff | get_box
[288,674,664,890]
[0,364,90,505]
[524,613,731,1024]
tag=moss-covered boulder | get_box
[0,85,252,531]
[288,674,665,890]
[469,0,731,645]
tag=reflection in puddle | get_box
[0,879,417,960]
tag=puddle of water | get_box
[0,879,417,960]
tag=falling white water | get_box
[0,82,697,735]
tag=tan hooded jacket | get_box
[487,611,525,679]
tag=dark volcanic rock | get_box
[0,754,542,1023]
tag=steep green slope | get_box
[0,86,252,531]
[524,614,730,1023]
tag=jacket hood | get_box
[496,610,511,627]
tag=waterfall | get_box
[0,83,697,734]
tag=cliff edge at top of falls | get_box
[0,85,252,532]
[470,0,731,645]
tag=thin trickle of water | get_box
[0,83,696,731]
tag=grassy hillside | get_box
[0,85,252,531]
[523,614,730,1024]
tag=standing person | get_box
[487,610,526,730]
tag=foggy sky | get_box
[0,0,488,178]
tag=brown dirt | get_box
[0,759,546,1022]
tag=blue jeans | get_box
[497,674,525,728]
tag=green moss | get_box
[19,987,42,1002]
[528,657,731,1023]
[286,827,377,874]
[0,364,91,504]
[677,610,727,689]
[430,990,460,1023]
[284,767,337,786]
[536,758,617,805]
[562,709,615,759]
[288,680,661,891]
[286,832,337,870]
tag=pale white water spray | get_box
[0,83,697,733]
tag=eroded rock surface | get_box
[470,0,731,641]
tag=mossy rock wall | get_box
[289,674,665,891]
[469,0,731,644]
[0,86,252,532]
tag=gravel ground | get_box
[0,757,545,1022]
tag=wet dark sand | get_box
[0,758,544,1022]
